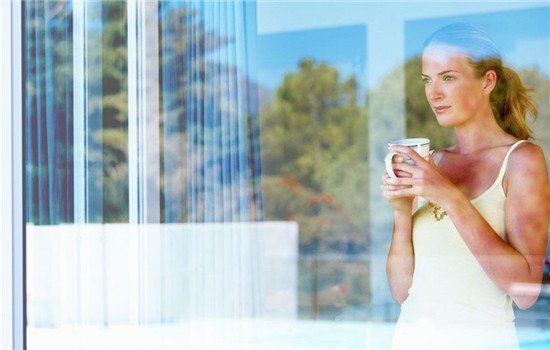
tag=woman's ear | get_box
[483,70,497,95]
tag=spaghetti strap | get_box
[494,140,528,184]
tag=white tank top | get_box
[391,140,527,350]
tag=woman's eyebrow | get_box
[421,70,458,78]
[437,70,458,76]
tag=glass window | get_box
[23,1,550,348]
[258,23,370,321]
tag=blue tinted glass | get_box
[22,1,550,348]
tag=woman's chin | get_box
[435,116,457,128]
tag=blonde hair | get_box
[424,23,538,139]
[471,58,537,139]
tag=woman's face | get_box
[421,45,488,128]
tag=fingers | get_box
[394,169,413,178]
[391,162,418,177]
[380,173,414,198]
[388,146,433,177]
[382,186,415,199]
[386,152,413,178]
[386,174,418,186]
[381,183,409,191]
[389,145,427,165]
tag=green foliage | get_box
[101,1,129,222]
[260,59,369,252]
[260,59,370,313]
[261,59,367,190]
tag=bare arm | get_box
[443,144,549,309]
[387,143,549,309]
[386,209,415,304]
[381,167,417,304]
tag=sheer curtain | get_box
[160,0,262,224]
[25,0,273,333]
[146,0,265,318]
[25,0,74,225]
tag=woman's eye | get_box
[421,77,431,84]
[443,75,455,81]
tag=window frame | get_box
[0,0,25,348]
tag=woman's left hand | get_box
[383,145,460,207]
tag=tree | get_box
[260,59,371,317]
[260,58,369,251]
[101,1,129,222]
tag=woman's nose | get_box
[427,81,443,101]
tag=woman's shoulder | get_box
[505,140,548,190]
[503,141,549,235]
[508,141,547,169]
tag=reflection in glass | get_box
[22,0,550,348]
[259,56,370,320]
[403,6,550,338]
[25,1,75,224]
[25,0,266,335]
[159,1,262,224]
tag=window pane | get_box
[258,24,370,321]
[24,1,550,348]
[25,0,75,224]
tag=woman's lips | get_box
[433,105,450,113]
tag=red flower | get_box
[322,194,333,204]
[309,196,320,205]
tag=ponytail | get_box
[473,60,538,140]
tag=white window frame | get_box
[1,0,25,348]
[127,0,161,224]
[127,0,162,323]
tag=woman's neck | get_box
[452,116,515,155]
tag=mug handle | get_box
[385,151,399,178]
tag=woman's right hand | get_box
[381,169,415,214]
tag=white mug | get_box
[384,138,430,178]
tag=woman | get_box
[381,23,549,349]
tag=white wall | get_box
[26,222,299,326]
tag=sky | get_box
[256,1,550,93]
[257,25,367,92]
